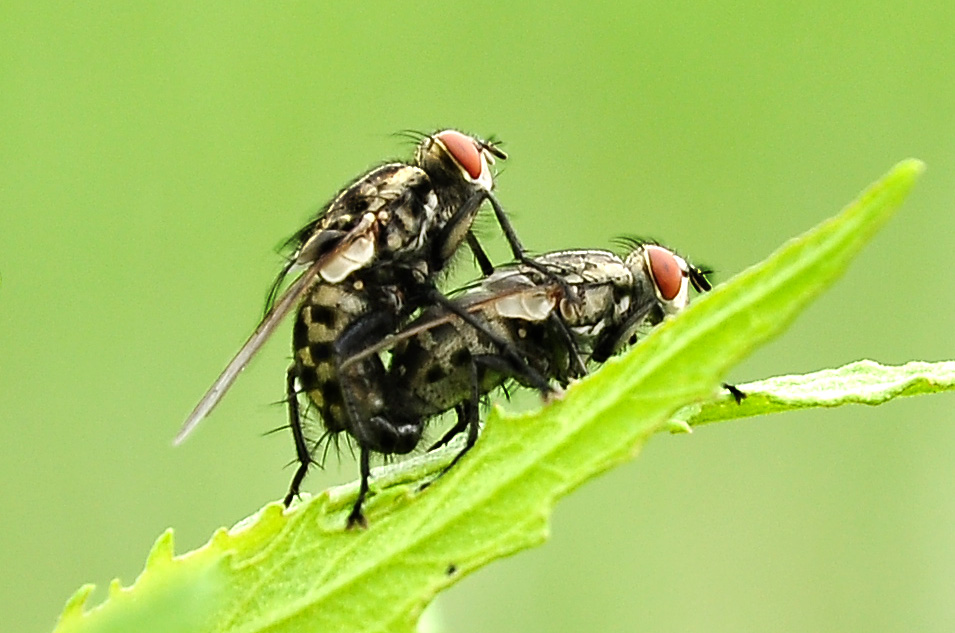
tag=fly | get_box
[336,243,711,514]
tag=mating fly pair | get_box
[175,129,713,527]
[176,129,569,527]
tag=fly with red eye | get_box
[333,243,713,508]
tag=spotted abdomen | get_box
[292,281,394,434]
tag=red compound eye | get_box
[645,245,683,301]
[435,130,483,180]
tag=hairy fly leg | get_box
[434,351,533,477]
[283,365,311,507]
[349,447,371,529]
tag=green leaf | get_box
[54,160,927,633]
[667,359,955,432]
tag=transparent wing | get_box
[339,279,561,371]
[174,213,377,444]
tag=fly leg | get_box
[432,189,494,272]
[418,401,476,494]
[482,191,529,259]
[440,400,480,476]
[283,365,311,507]
[466,231,495,276]
[545,312,587,379]
[335,309,422,528]
[332,311,395,449]
[346,447,371,529]
[430,352,531,479]
[484,192,576,298]
[439,353,506,475]
[428,407,469,452]
[723,383,747,404]
[334,313,388,530]
[422,361,482,490]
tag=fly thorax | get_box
[362,170,436,256]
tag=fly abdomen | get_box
[292,282,377,432]
[390,305,521,417]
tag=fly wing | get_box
[338,251,623,370]
[174,212,378,444]
[339,271,561,370]
[263,229,347,315]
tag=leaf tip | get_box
[210,526,231,548]
[663,419,694,434]
[145,529,175,568]
[898,157,926,174]
[58,583,96,621]
[107,578,124,598]
[885,158,926,194]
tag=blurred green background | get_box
[2,2,954,632]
